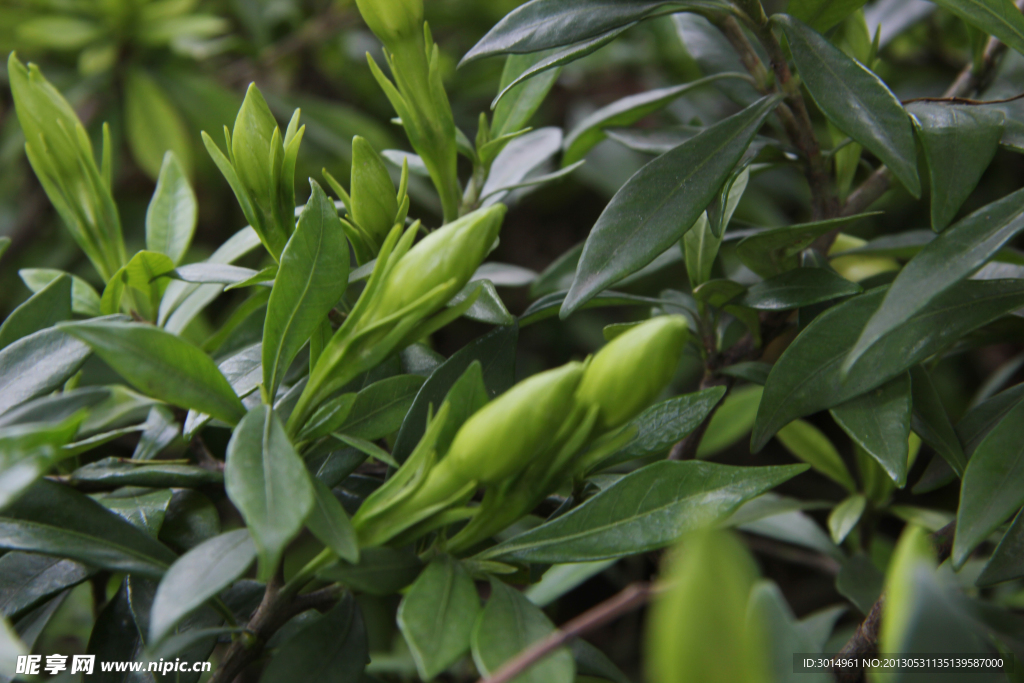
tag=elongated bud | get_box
[373,204,505,320]
[441,362,585,485]
[232,84,279,206]
[576,315,688,430]
[355,0,424,50]
[350,136,398,244]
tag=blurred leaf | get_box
[525,561,616,607]
[398,555,480,680]
[776,15,920,196]
[0,326,91,417]
[978,508,1024,586]
[159,489,220,554]
[776,420,856,492]
[735,214,879,278]
[306,478,359,564]
[788,0,869,31]
[480,127,562,205]
[481,461,806,563]
[563,96,778,316]
[70,458,221,489]
[674,14,764,105]
[146,153,197,266]
[910,365,967,477]
[0,275,71,351]
[830,373,912,486]
[749,580,833,683]
[929,0,1024,59]
[19,269,101,318]
[125,68,192,180]
[318,546,423,596]
[741,268,861,310]
[0,553,90,621]
[828,494,866,544]
[697,385,763,458]
[836,554,884,614]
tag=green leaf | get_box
[844,187,1024,375]
[58,319,245,425]
[480,461,807,563]
[263,181,349,398]
[492,52,562,138]
[787,0,869,31]
[398,555,480,680]
[0,552,90,621]
[99,488,173,537]
[750,580,837,683]
[0,237,9,262]
[336,375,426,441]
[260,593,369,683]
[828,494,866,544]
[562,96,778,316]
[836,554,883,615]
[146,152,198,266]
[562,74,750,166]
[70,458,222,489]
[19,268,102,317]
[957,382,1024,457]
[225,406,314,581]
[0,275,72,351]
[696,385,763,458]
[125,68,192,180]
[928,0,1024,60]
[306,478,359,564]
[160,490,221,554]
[735,214,880,278]
[777,14,919,196]
[462,0,727,64]
[978,508,1024,586]
[954,395,1024,568]
[525,561,617,607]
[776,420,857,492]
[830,373,912,486]
[741,268,862,310]
[910,365,967,477]
[392,325,517,463]
[450,280,515,326]
[0,480,175,577]
[523,290,665,326]
[752,280,1024,451]
[0,326,91,417]
[318,546,423,596]
[86,582,148,683]
[150,529,255,643]
[471,578,574,683]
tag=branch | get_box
[475,582,656,683]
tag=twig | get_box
[902,91,1024,105]
[474,582,656,683]
[742,533,842,576]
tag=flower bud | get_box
[440,362,585,485]
[350,136,398,244]
[355,0,424,50]
[232,84,279,208]
[372,204,505,321]
[575,315,688,430]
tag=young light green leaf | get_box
[0,275,71,351]
[58,319,245,425]
[146,152,198,266]
[398,555,480,680]
[0,326,91,417]
[844,186,1024,376]
[696,385,763,458]
[480,461,807,563]
[740,268,861,310]
[775,14,920,196]
[225,406,314,581]
[830,373,912,486]
[735,214,879,278]
[828,494,866,545]
[19,269,102,317]
[472,578,574,683]
[124,68,192,180]
[149,529,255,643]
[263,181,349,398]
[306,479,359,564]
[776,420,857,492]
[562,95,778,317]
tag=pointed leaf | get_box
[829,495,867,545]
[740,268,862,310]
[735,214,880,278]
[830,373,912,486]
[0,327,91,417]
[776,420,856,492]
[910,365,966,477]
[929,0,1024,59]
[978,508,1024,586]
[492,51,563,137]
[146,152,197,265]
[19,268,101,317]
[306,479,359,564]
[0,275,71,351]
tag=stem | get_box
[280,548,336,600]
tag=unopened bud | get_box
[575,316,688,430]
[232,84,279,207]
[441,362,585,485]
[350,136,398,243]
[373,204,505,320]
[355,0,424,50]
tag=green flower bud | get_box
[371,204,505,322]
[439,361,585,485]
[575,315,689,430]
[355,0,424,50]
[232,84,279,208]
[350,136,398,244]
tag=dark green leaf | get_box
[978,508,1024,586]
[159,490,220,554]
[492,52,563,137]
[572,640,632,683]
[674,14,764,106]
[752,280,1024,451]
[929,0,1024,59]
[0,275,72,351]
[720,361,772,385]
[393,325,517,463]
[260,593,369,683]
[0,553,90,620]
[471,579,574,683]
[306,478,359,564]
[70,458,222,489]
[146,152,197,266]
[298,393,357,442]
[788,0,869,32]
[132,406,180,460]
[263,182,349,397]
[338,375,427,441]
[750,580,835,683]
[0,480,175,577]
[830,373,912,486]
[87,582,148,683]
[836,554,883,615]
[398,555,480,680]
[150,529,255,643]
[318,546,423,596]
[909,103,1004,232]
[59,320,245,425]
[910,365,967,477]
[957,382,1024,456]
[776,14,920,196]
[561,96,778,316]
[844,187,1024,375]
[735,214,880,278]
[0,326,91,417]
[523,290,663,326]
[480,461,807,563]
[531,243,582,298]
[99,488,173,536]
[741,268,861,310]
[225,406,314,581]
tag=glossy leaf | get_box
[830,373,912,486]
[150,529,255,643]
[480,461,807,563]
[225,406,314,581]
[776,15,920,196]
[146,152,197,266]
[335,375,426,441]
[845,187,1024,375]
[306,478,359,564]
[752,280,1024,451]
[70,458,222,489]
[910,365,967,477]
[58,319,245,425]
[735,214,880,278]
[0,553,90,620]
[741,268,861,310]
[776,420,856,492]
[0,274,71,351]
[472,578,574,683]
[492,52,563,137]
[562,96,778,316]
[263,182,349,398]
[99,488,173,536]
[0,326,91,417]
[398,555,480,680]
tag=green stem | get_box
[280,548,336,600]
